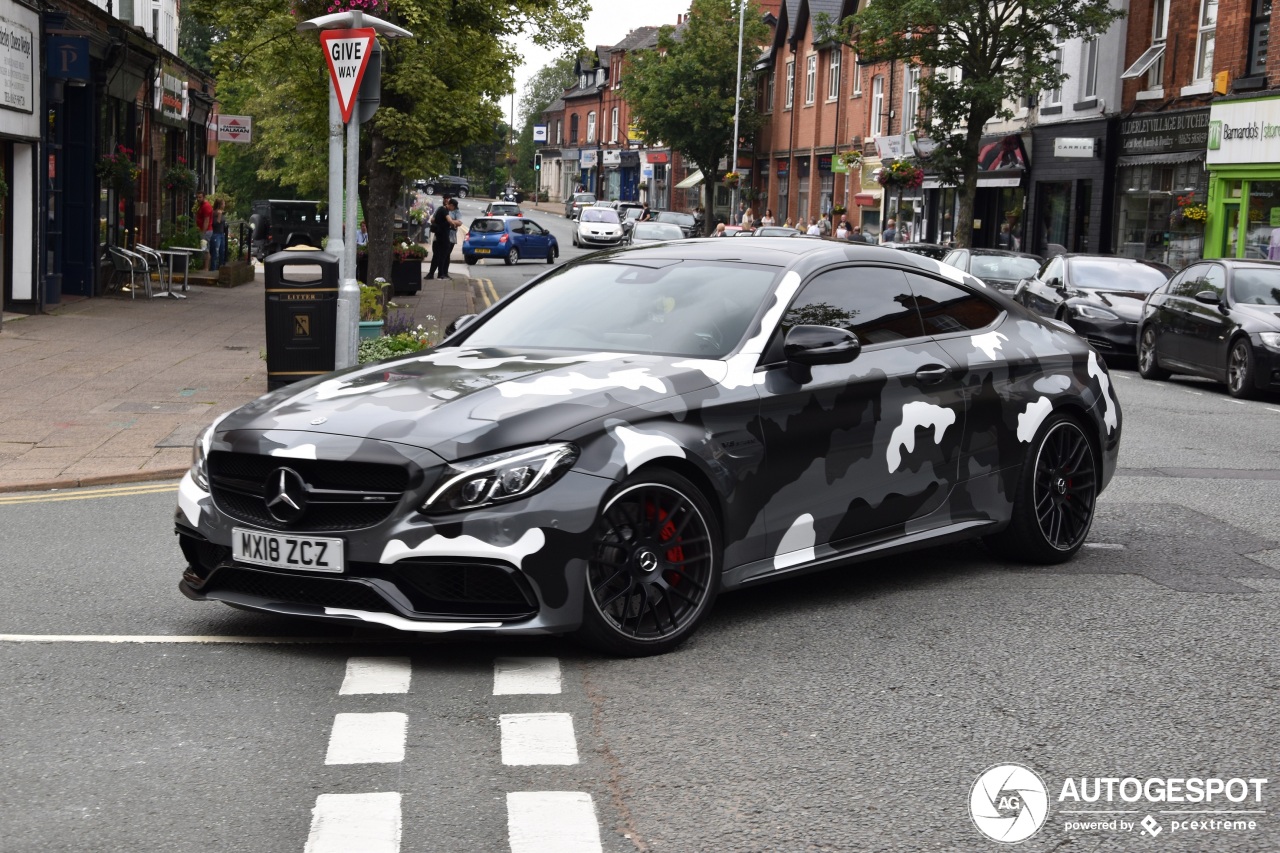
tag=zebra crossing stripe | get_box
[340,656,412,694]
[305,792,401,853]
[507,791,603,853]
[325,712,407,764]
[499,712,579,765]
[493,657,562,695]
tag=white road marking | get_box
[507,792,603,853]
[1267,407,1280,414]
[1228,399,1245,405]
[340,657,411,695]
[1083,543,1126,550]
[325,712,407,764]
[0,635,366,644]
[493,657,562,695]
[1183,389,1203,396]
[500,713,579,765]
[305,792,401,853]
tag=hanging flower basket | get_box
[164,159,198,195]
[1170,194,1207,228]
[876,159,925,190]
[96,145,140,196]
[840,150,863,170]
[723,171,741,189]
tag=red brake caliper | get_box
[646,501,684,584]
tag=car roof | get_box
[963,248,1043,260]
[587,237,965,275]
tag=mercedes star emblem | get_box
[265,467,308,523]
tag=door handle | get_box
[915,365,952,384]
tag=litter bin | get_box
[264,249,339,390]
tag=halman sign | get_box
[1207,99,1280,165]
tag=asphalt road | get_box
[1,362,1277,850]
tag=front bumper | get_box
[579,232,623,247]
[175,443,611,635]
[1067,316,1138,357]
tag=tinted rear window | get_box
[470,219,506,233]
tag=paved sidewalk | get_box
[0,265,477,493]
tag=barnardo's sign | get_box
[1207,98,1280,165]
[1120,108,1209,156]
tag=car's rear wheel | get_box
[456,188,467,199]
[1138,326,1171,380]
[505,247,519,266]
[577,470,721,656]
[1227,338,1258,399]
[985,413,1098,564]
[464,255,477,265]
[425,184,437,195]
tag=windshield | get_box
[633,223,685,241]
[1232,268,1280,305]
[971,255,1042,281]
[581,208,620,224]
[461,260,781,358]
[656,212,695,227]
[1069,259,1169,292]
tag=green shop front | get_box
[1205,96,1280,261]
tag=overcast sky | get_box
[513,2,692,116]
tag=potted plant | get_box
[391,241,426,295]
[359,281,385,339]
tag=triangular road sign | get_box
[320,28,376,124]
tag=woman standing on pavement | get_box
[210,199,227,271]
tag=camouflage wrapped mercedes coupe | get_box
[176,239,1121,655]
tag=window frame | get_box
[785,60,795,109]
[805,54,817,105]
[610,107,619,143]
[1247,0,1270,77]
[902,65,920,130]
[871,75,884,136]
[1194,0,1218,82]
[586,111,596,144]
[1081,38,1099,99]
[827,49,841,101]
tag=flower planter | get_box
[359,320,384,340]
[391,257,423,295]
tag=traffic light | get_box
[533,153,542,171]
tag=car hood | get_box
[217,348,720,460]
[1070,288,1148,320]
[1233,303,1280,329]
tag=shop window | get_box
[777,174,789,224]
[797,157,811,224]
[1244,180,1280,259]
[1035,181,1072,255]
[819,169,834,216]
[1115,162,1208,269]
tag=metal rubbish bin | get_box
[264,249,339,390]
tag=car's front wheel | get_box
[1138,326,1171,380]
[577,470,721,656]
[505,247,519,266]
[547,246,556,264]
[425,184,437,195]
[1227,338,1258,399]
[985,413,1098,564]
[455,187,467,199]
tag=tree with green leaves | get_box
[844,0,1124,248]
[623,0,769,235]
[189,0,584,280]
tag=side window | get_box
[942,250,967,269]
[904,272,1002,335]
[1041,257,1064,285]
[1203,265,1226,295]
[1174,264,1208,297]
[781,266,924,346]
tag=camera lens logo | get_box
[970,763,1049,843]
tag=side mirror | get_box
[445,314,476,337]
[1193,290,1222,306]
[784,324,861,364]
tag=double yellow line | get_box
[474,277,499,308]
[0,482,178,505]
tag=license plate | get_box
[233,528,345,573]
[474,248,491,254]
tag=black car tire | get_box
[425,183,437,195]
[1138,326,1171,380]
[985,413,1098,565]
[464,255,477,266]
[547,247,556,264]
[1227,338,1258,399]
[456,187,467,199]
[505,247,519,266]
[577,469,721,656]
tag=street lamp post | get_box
[730,0,746,224]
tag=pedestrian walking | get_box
[195,191,213,269]
[880,218,897,244]
[210,199,227,271]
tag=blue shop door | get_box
[62,86,97,297]
[620,167,639,202]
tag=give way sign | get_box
[320,28,376,123]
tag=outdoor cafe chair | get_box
[107,247,146,298]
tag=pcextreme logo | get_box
[969,765,1269,844]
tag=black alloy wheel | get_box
[1227,338,1258,399]
[578,471,720,656]
[986,414,1098,564]
[1138,326,1171,380]
[505,247,519,266]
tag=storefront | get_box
[1029,120,1112,257]
[921,134,1027,248]
[1114,108,1209,270]
[1,1,41,313]
[1204,96,1280,261]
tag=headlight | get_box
[190,426,212,491]
[1069,303,1120,321]
[422,443,579,513]
[1260,332,1280,349]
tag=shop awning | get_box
[675,170,704,189]
[1117,151,1204,166]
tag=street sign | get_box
[217,115,253,143]
[533,125,547,143]
[319,28,376,123]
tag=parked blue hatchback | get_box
[463,216,559,266]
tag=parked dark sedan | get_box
[176,239,1121,656]
[653,210,699,238]
[942,248,1044,293]
[1138,258,1280,398]
[1013,254,1170,357]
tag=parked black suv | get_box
[249,199,328,260]
[416,176,470,198]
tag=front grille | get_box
[1085,335,1117,351]
[204,566,395,614]
[208,451,410,531]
